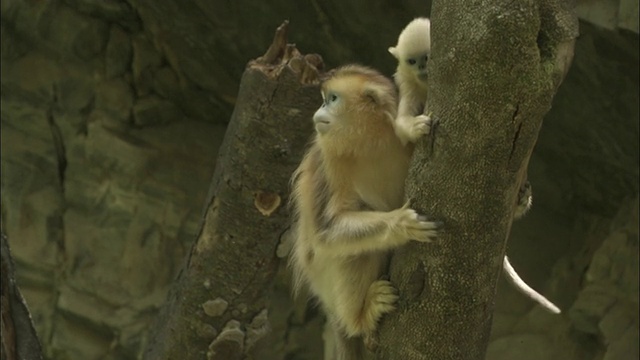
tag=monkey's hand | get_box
[394,114,433,145]
[411,114,433,138]
[392,202,440,243]
[514,181,533,220]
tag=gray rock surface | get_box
[1,0,638,359]
[569,196,639,360]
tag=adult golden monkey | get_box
[289,65,440,359]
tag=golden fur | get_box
[289,65,439,359]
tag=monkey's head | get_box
[388,17,431,83]
[313,65,398,156]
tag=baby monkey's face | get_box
[403,51,429,82]
[389,17,432,84]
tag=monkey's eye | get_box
[423,55,428,61]
[326,93,338,104]
[407,59,417,65]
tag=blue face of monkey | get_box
[404,52,429,82]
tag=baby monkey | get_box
[289,65,440,359]
[388,17,433,146]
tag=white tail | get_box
[503,256,561,314]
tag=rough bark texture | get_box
[1,233,44,360]
[376,1,579,359]
[142,23,321,360]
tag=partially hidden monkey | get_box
[388,17,433,145]
[389,17,561,314]
[506,181,561,313]
[289,65,440,360]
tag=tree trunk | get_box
[376,1,578,359]
[143,22,322,360]
[1,233,44,360]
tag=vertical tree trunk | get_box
[376,1,578,359]
[143,22,323,360]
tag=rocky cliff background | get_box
[1,0,638,359]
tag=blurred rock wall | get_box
[1,0,227,358]
[1,0,638,359]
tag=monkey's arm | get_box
[394,93,432,145]
[317,204,438,256]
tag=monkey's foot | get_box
[514,180,533,219]
[395,202,441,243]
[361,280,398,333]
[359,280,397,350]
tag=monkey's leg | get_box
[317,205,439,256]
[514,180,533,219]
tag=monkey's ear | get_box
[388,47,399,59]
[363,90,378,105]
[363,84,386,106]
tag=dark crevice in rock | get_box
[47,89,68,194]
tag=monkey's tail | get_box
[324,322,365,360]
[502,256,561,314]
[335,336,365,360]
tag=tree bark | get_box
[376,1,578,359]
[1,233,44,360]
[143,22,322,360]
